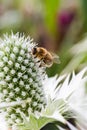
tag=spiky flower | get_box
[0,33,46,128]
[0,33,87,130]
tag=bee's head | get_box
[32,47,37,55]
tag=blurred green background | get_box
[0,0,87,77]
[0,0,87,130]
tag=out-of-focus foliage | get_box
[61,36,87,74]
[43,0,60,34]
[0,0,87,74]
[82,0,87,32]
[0,0,87,75]
[47,0,87,76]
[0,0,87,130]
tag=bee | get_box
[32,47,60,67]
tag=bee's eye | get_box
[32,47,37,55]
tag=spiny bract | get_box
[0,33,46,126]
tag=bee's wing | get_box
[51,52,60,64]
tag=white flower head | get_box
[0,33,46,128]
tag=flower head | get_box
[0,33,87,130]
[0,33,46,127]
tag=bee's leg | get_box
[33,55,37,58]
[39,62,45,67]
[37,58,43,63]
[37,59,40,63]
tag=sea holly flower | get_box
[0,33,47,129]
[0,33,87,130]
[18,68,87,130]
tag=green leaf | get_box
[18,113,55,130]
[38,116,55,129]
[18,113,39,130]
[18,99,66,130]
